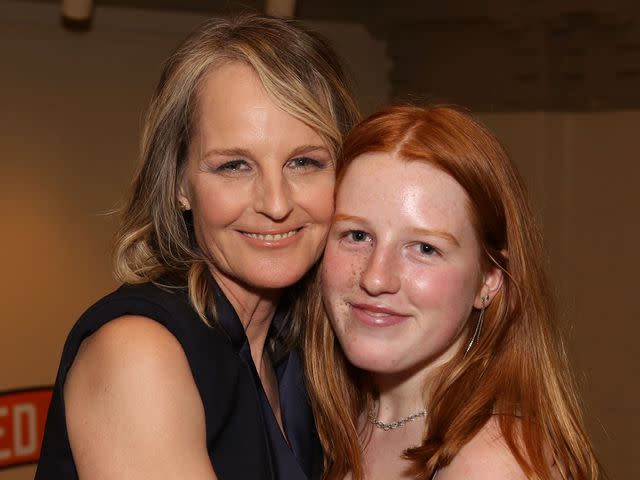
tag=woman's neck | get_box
[211,269,288,434]
[211,270,281,371]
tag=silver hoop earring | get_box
[465,295,488,356]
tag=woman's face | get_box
[322,152,500,377]
[179,62,334,293]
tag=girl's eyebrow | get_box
[333,213,366,223]
[333,214,460,246]
[412,227,460,246]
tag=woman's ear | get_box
[177,174,192,211]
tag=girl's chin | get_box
[342,348,404,375]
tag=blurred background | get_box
[1,0,638,478]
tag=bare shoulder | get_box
[64,315,216,479]
[69,314,188,372]
[66,315,196,409]
[435,417,528,480]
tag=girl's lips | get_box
[349,303,411,328]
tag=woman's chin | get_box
[217,263,313,293]
[247,270,309,291]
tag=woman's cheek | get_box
[292,174,335,227]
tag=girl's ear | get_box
[474,250,506,308]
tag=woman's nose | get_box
[253,170,294,221]
[359,245,401,296]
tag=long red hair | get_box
[304,105,601,479]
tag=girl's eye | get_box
[418,243,438,256]
[287,156,327,170]
[348,230,370,243]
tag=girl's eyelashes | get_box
[349,230,370,242]
[338,229,441,256]
[338,229,372,245]
[416,242,439,256]
[333,225,443,259]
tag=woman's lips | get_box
[349,303,411,328]
[238,227,303,248]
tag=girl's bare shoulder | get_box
[435,417,543,480]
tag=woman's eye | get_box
[216,159,249,172]
[287,156,327,170]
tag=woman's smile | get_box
[238,227,303,247]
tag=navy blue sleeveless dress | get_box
[35,278,322,479]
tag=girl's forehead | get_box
[335,152,474,238]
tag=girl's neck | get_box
[372,368,433,423]
[371,337,466,421]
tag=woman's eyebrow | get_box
[289,144,329,157]
[202,144,327,160]
[203,147,252,159]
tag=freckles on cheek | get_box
[343,261,358,289]
[323,252,359,323]
[322,248,366,324]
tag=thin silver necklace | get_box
[368,405,428,431]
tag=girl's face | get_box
[179,62,335,296]
[322,152,501,379]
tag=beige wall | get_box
[480,112,640,478]
[1,1,637,479]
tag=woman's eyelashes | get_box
[203,158,251,176]
[216,159,250,172]
[286,156,329,171]
[207,155,329,176]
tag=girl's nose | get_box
[359,245,401,296]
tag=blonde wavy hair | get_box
[304,105,602,479]
[112,14,360,349]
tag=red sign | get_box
[0,387,53,469]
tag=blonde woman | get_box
[36,14,359,480]
[305,106,601,479]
